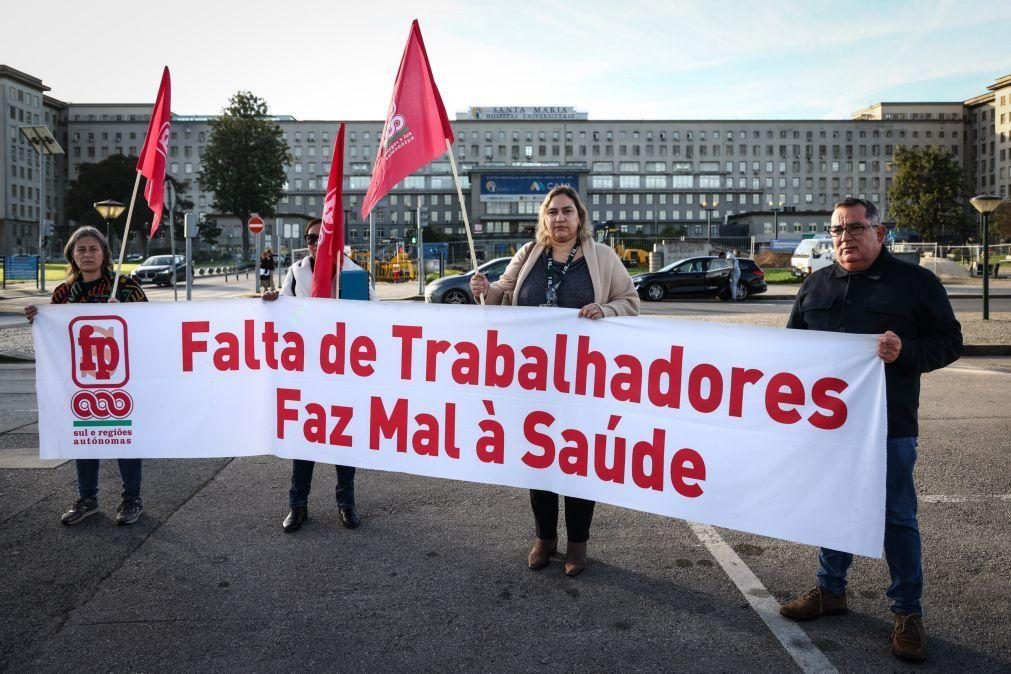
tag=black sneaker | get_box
[61,497,98,525]
[115,497,143,526]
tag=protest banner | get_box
[33,300,886,556]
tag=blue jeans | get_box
[289,460,356,509]
[76,459,142,500]
[817,437,922,614]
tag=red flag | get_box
[137,67,172,237]
[312,124,345,298]
[360,20,453,218]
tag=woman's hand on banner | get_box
[262,289,280,302]
[24,305,37,324]
[578,303,605,320]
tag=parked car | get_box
[631,256,767,301]
[424,257,512,304]
[131,255,186,285]
[125,253,144,263]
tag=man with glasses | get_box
[263,218,376,533]
[779,198,962,662]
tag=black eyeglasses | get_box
[828,223,875,237]
[304,234,320,245]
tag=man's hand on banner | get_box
[262,289,280,302]
[877,330,902,363]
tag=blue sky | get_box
[5,0,1010,121]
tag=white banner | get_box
[33,299,886,556]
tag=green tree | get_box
[990,203,1011,242]
[198,216,223,246]
[888,146,971,241]
[64,154,153,251]
[198,91,290,260]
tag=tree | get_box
[64,154,153,251]
[888,146,971,241]
[198,216,223,246]
[991,203,1011,242]
[198,91,290,260]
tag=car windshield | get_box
[142,256,174,266]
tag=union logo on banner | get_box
[68,317,136,444]
[70,316,130,388]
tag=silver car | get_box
[424,257,511,304]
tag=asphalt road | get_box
[0,357,1008,672]
[637,296,1011,317]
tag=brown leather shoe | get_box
[564,541,587,577]
[527,538,557,570]
[891,613,927,662]
[779,586,847,621]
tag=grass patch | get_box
[763,268,803,284]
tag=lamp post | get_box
[970,194,1004,321]
[19,125,64,292]
[93,199,126,254]
[701,198,718,243]
[769,200,785,239]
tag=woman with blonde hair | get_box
[24,226,148,526]
[470,185,639,576]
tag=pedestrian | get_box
[259,248,276,291]
[262,219,376,533]
[727,249,742,300]
[24,226,148,526]
[470,185,639,577]
[779,198,963,662]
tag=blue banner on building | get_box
[479,174,579,202]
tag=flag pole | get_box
[445,138,484,304]
[111,171,144,299]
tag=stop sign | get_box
[248,215,264,234]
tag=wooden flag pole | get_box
[110,171,144,300]
[445,138,484,304]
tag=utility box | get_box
[339,267,370,300]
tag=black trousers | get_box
[530,490,595,543]
[288,460,356,508]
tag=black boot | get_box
[283,505,308,533]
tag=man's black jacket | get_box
[787,249,962,437]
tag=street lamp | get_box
[970,194,1005,321]
[769,200,785,238]
[701,198,719,243]
[93,199,126,253]
[19,125,64,293]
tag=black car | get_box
[631,256,767,301]
[131,255,186,285]
[424,257,512,304]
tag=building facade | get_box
[3,65,1009,260]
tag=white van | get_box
[791,236,835,278]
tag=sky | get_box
[5,0,1011,122]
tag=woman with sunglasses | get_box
[263,219,375,533]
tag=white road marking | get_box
[690,523,838,674]
[921,494,1011,503]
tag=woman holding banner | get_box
[470,185,639,576]
[262,219,375,533]
[24,226,148,526]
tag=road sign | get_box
[248,215,264,234]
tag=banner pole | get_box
[445,138,483,304]
[111,171,144,300]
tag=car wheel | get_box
[442,289,470,304]
[645,282,665,301]
[736,282,750,300]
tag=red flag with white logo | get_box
[311,123,345,298]
[360,20,453,219]
[137,67,171,237]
